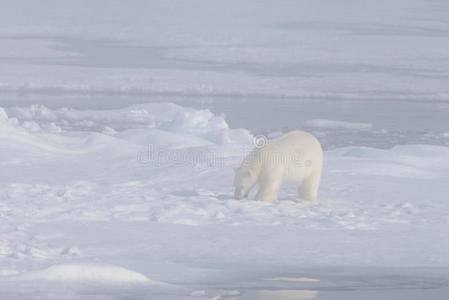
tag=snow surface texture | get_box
[1,0,449,298]
[1,104,449,299]
[1,0,449,101]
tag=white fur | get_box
[234,131,323,202]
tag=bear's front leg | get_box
[255,177,281,203]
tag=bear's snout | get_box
[234,188,247,200]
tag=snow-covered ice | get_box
[2,0,449,101]
[1,0,449,299]
[1,103,449,299]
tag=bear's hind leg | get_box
[298,170,321,201]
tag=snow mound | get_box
[8,103,226,134]
[161,108,228,132]
[0,107,8,120]
[0,107,85,154]
[327,145,449,179]
[20,263,153,284]
[4,103,253,150]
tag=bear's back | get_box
[258,131,323,181]
[266,130,321,152]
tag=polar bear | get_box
[234,131,323,202]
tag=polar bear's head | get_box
[234,167,257,200]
